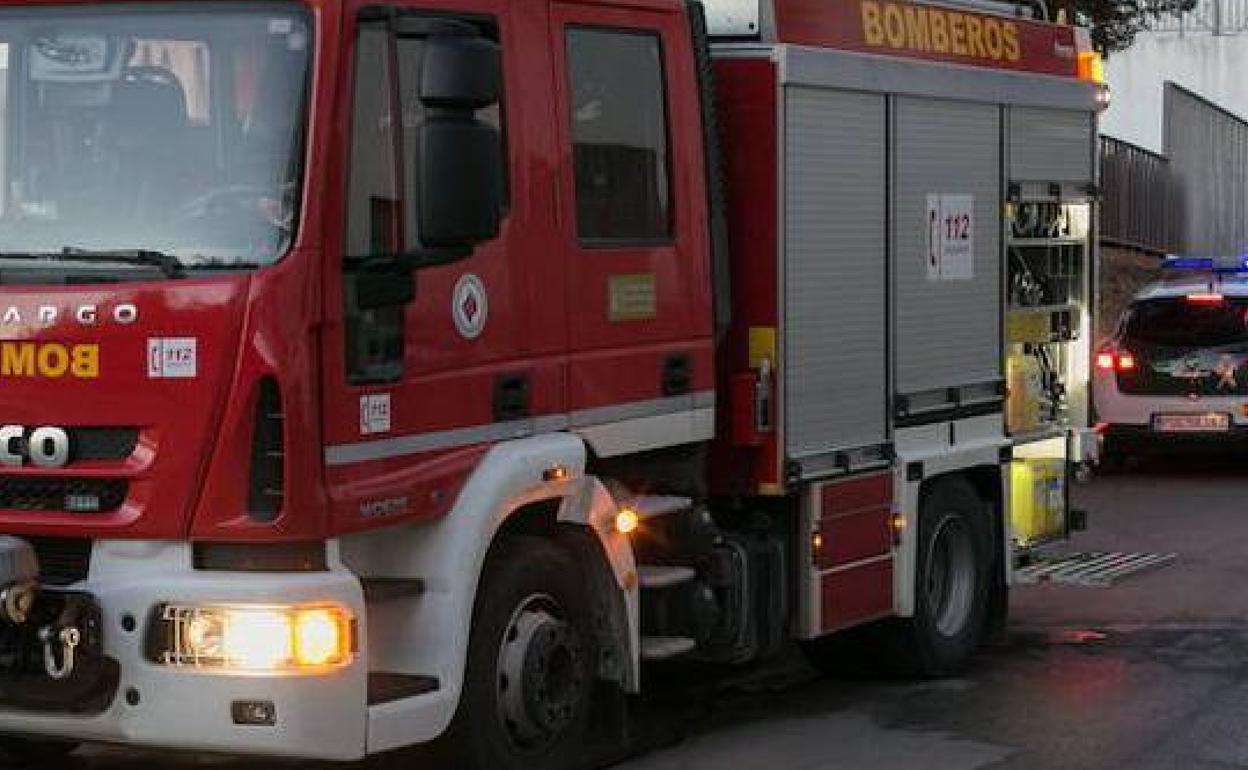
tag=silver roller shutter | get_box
[893,96,1002,397]
[783,86,888,459]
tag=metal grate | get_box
[0,477,127,513]
[27,537,92,586]
[1015,551,1177,588]
[71,428,139,463]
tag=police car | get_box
[1095,257,1248,462]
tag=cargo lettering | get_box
[862,0,1022,63]
[0,343,99,379]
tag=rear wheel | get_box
[884,478,992,677]
[0,737,79,766]
[443,535,598,770]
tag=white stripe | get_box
[324,391,715,467]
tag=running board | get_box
[640,635,696,661]
[1014,551,1177,588]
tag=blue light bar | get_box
[1162,257,1215,270]
[1161,256,1248,274]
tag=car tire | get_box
[440,535,598,770]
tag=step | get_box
[638,564,697,590]
[1014,551,1177,588]
[640,635,696,661]
[630,495,693,521]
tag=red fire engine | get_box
[0,0,1103,765]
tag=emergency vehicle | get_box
[1096,257,1248,461]
[0,0,1103,766]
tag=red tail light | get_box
[1186,292,1224,304]
[1097,349,1136,372]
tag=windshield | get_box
[0,3,310,274]
[1124,298,1248,348]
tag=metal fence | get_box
[1100,136,1180,255]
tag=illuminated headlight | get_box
[152,604,355,673]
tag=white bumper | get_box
[0,540,369,761]
[1094,371,1248,427]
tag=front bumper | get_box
[0,540,368,761]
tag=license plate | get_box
[1153,413,1231,432]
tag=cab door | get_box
[320,0,566,531]
[549,3,714,452]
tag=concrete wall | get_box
[1103,32,1248,154]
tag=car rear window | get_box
[1124,298,1248,347]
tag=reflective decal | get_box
[452,273,489,340]
[0,342,99,379]
[360,393,392,436]
[147,338,197,379]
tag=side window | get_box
[346,19,505,259]
[346,23,402,258]
[566,27,671,244]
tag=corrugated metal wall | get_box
[1164,83,1248,255]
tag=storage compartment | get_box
[1005,200,1093,437]
[892,97,1002,405]
[782,85,888,465]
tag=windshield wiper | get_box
[0,247,185,279]
[58,247,185,279]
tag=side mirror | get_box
[351,260,415,311]
[421,35,500,109]
[412,33,504,261]
[416,116,503,253]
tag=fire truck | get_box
[0,0,1103,765]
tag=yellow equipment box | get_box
[1010,456,1066,546]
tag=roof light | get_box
[1095,352,1115,371]
[1117,353,1136,372]
[1074,28,1105,85]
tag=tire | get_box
[0,737,79,766]
[886,477,992,677]
[442,535,598,770]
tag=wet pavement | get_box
[11,452,1248,769]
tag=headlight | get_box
[152,603,355,674]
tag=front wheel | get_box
[442,535,598,770]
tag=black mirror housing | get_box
[421,35,500,109]
[417,115,503,249]
[352,261,416,310]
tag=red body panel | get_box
[709,58,780,497]
[816,473,895,632]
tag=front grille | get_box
[0,477,127,514]
[71,428,139,463]
[27,537,92,586]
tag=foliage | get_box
[1058,0,1201,53]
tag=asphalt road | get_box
[13,451,1248,770]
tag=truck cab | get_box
[0,0,1102,766]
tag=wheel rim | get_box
[495,593,586,753]
[924,515,976,637]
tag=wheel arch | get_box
[344,433,638,755]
